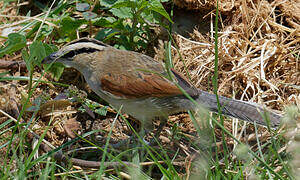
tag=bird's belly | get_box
[108,97,168,122]
[86,75,185,121]
[104,96,192,124]
[88,78,193,126]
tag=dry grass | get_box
[171,0,299,111]
[168,1,300,176]
[0,0,299,178]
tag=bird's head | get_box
[42,38,107,71]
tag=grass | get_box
[0,0,299,179]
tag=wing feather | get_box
[97,47,199,99]
[100,72,184,99]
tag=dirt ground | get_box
[0,0,299,175]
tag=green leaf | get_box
[59,16,87,38]
[110,1,135,9]
[95,106,108,116]
[110,7,132,18]
[43,44,58,57]
[137,0,149,12]
[23,41,46,72]
[82,12,97,20]
[100,0,119,7]
[26,22,41,39]
[95,28,120,41]
[76,3,90,12]
[93,17,117,27]
[42,44,64,81]
[149,0,172,23]
[0,33,26,58]
[44,62,65,81]
[29,41,47,67]
[51,1,68,15]
[145,10,163,24]
[40,24,54,38]
[21,49,29,65]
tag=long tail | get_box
[195,90,282,127]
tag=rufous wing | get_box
[100,69,199,99]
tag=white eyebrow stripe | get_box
[63,42,105,52]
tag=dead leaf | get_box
[63,117,81,138]
[39,99,72,117]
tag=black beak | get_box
[42,52,57,64]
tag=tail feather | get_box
[196,90,282,127]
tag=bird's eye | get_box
[78,47,98,54]
[60,47,99,59]
[61,51,76,59]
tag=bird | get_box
[42,38,282,137]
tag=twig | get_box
[40,142,184,168]
[0,109,55,149]
[0,14,58,29]
[0,60,26,70]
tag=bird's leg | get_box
[101,133,135,150]
[148,118,167,145]
[124,119,166,146]
[156,118,167,139]
[100,117,168,148]
[100,119,147,149]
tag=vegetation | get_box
[0,0,299,179]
